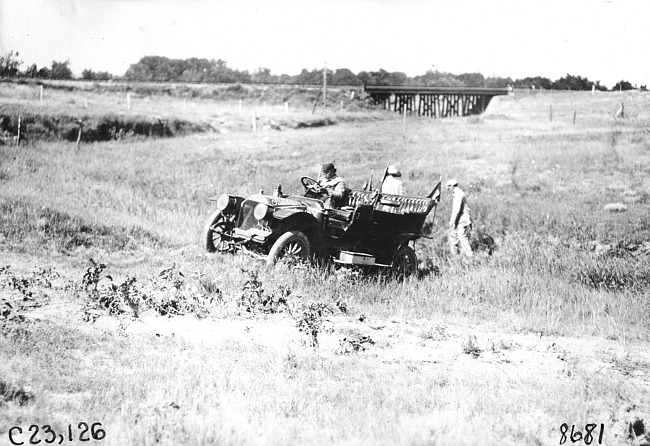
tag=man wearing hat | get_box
[316,163,347,208]
[381,165,404,195]
[446,179,473,257]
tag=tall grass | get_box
[2,89,649,339]
[2,87,650,445]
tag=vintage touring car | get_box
[203,171,441,278]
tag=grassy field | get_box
[1,83,649,445]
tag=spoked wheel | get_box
[391,245,417,280]
[266,230,310,266]
[203,210,236,253]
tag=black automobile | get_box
[203,170,441,278]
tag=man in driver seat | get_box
[316,163,347,208]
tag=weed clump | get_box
[81,259,219,320]
[295,302,333,348]
[336,332,375,354]
[0,380,34,407]
[238,268,291,314]
[462,335,482,358]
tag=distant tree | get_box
[82,69,113,80]
[611,80,635,91]
[387,71,408,85]
[233,69,252,83]
[51,60,73,79]
[485,76,513,88]
[95,71,113,80]
[124,56,183,81]
[178,57,213,82]
[457,72,485,87]
[251,67,274,83]
[360,69,392,86]
[513,76,553,89]
[36,66,51,79]
[593,80,608,92]
[0,50,23,77]
[125,56,254,83]
[553,74,594,90]
[330,68,359,85]
[412,70,463,87]
[209,58,246,83]
[24,63,38,78]
[294,68,323,84]
[277,73,292,84]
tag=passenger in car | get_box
[381,164,404,195]
[317,163,347,208]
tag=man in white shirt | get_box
[446,179,473,257]
[381,165,404,195]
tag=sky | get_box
[1,0,648,88]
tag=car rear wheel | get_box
[392,245,417,280]
[203,210,234,253]
[266,230,310,266]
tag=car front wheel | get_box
[266,230,310,266]
[392,245,417,280]
[203,210,235,253]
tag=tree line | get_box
[0,51,645,91]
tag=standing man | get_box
[446,179,473,257]
[381,165,404,195]
[316,163,347,208]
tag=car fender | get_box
[377,233,421,264]
[272,211,326,256]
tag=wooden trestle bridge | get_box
[363,85,511,118]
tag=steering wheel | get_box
[301,176,321,192]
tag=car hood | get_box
[246,193,305,209]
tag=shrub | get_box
[295,302,333,348]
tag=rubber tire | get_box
[203,209,229,253]
[266,230,310,266]
[392,245,417,280]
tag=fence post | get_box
[17,115,22,145]
[84,98,88,109]
[573,109,577,125]
[75,120,83,152]
[40,85,43,101]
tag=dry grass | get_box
[1,86,650,445]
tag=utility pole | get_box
[323,65,327,108]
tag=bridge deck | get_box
[364,86,510,95]
[363,85,510,117]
